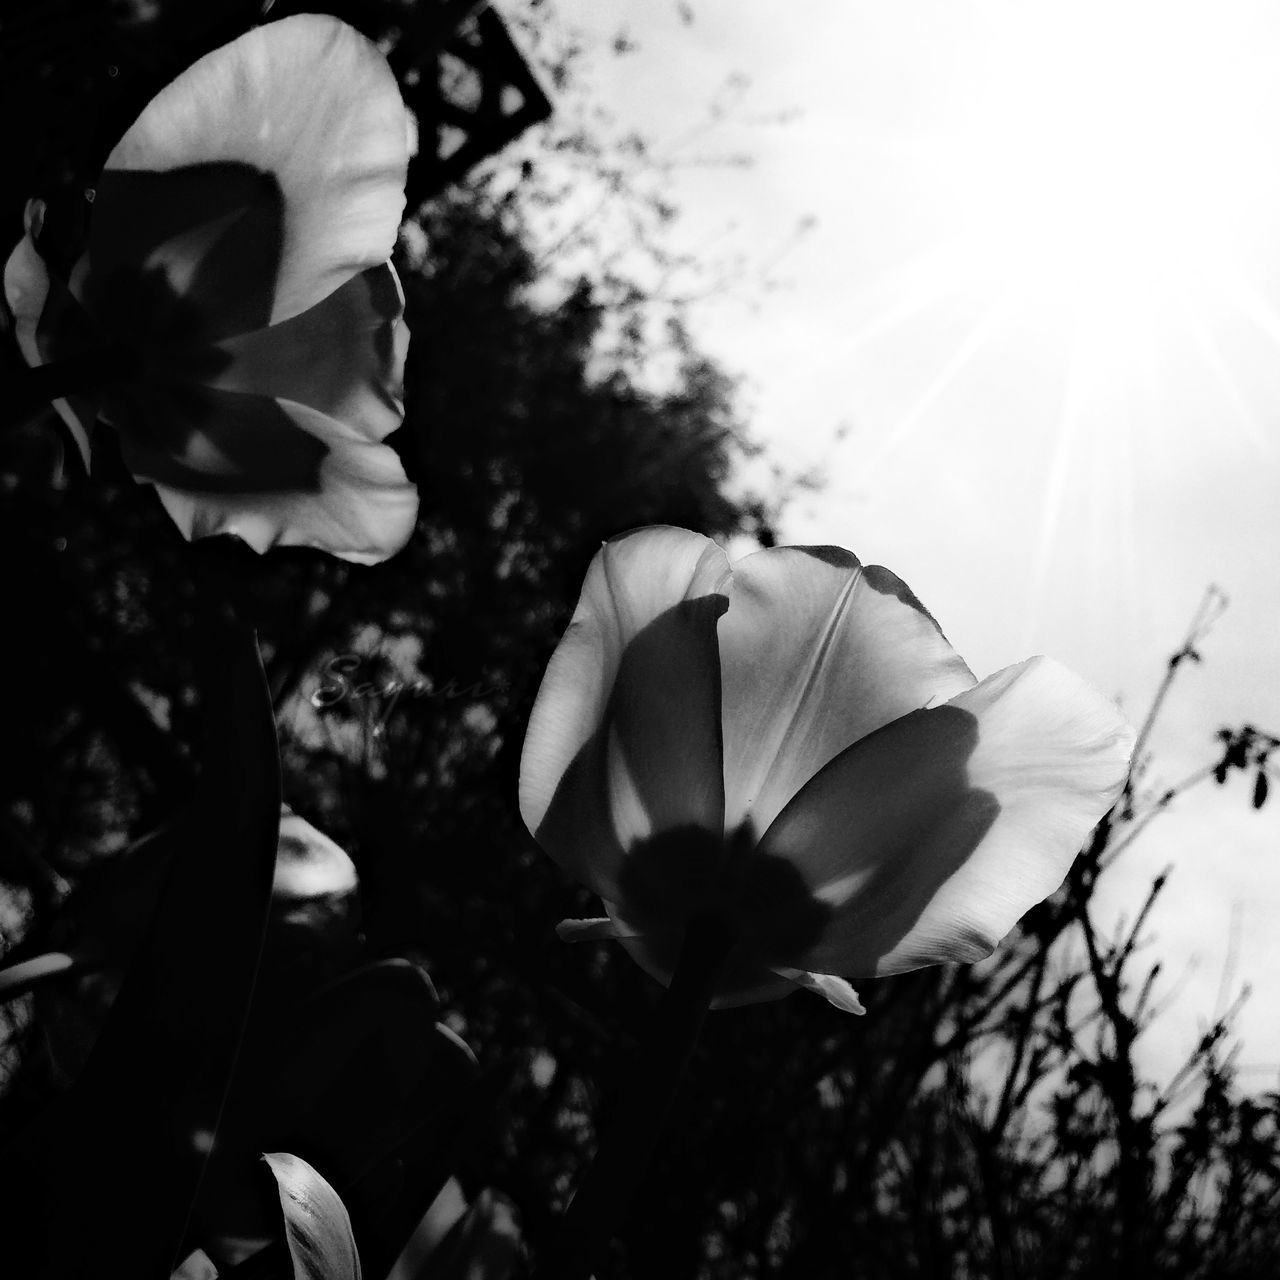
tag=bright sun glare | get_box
[945,2,1280,338]
[856,1,1280,633]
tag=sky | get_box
[533,0,1280,1086]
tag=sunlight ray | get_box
[1113,391,1142,664]
[1025,334,1087,651]
[843,239,983,354]
[1216,270,1280,360]
[1129,317,1174,481]
[867,289,1020,468]
[1180,303,1277,459]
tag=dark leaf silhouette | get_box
[0,623,281,1276]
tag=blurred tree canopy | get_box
[2,2,1279,1278]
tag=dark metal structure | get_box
[388,1,554,208]
[267,0,552,208]
[0,0,551,229]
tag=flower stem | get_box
[540,913,738,1280]
[2,348,130,433]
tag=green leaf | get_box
[263,1152,361,1280]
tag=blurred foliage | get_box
[2,2,1279,1278]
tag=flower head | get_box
[3,16,418,563]
[519,527,1135,1013]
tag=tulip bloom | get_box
[520,526,1134,1013]
[3,16,418,563]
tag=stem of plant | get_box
[3,347,131,434]
[541,912,739,1280]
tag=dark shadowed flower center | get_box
[616,821,833,980]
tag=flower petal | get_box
[101,15,409,328]
[262,1151,360,1280]
[771,967,866,1014]
[3,202,94,466]
[555,917,641,943]
[757,656,1134,977]
[519,527,731,899]
[112,382,329,493]
[719,547,976,837]
[130,397,418,563]
[209,263,407,443]
[5,200,49,369]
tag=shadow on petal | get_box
[719,547,975,838]
[861,562,952,633]
[612,822,836,1002]
[86,163,284,344]
[758,703,1001,977]
[211,264,407,441]
[114,384,327,495]
[533,593,727,898]
[143,396,417,562]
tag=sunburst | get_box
[846,0,1280,637]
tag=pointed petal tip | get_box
[1000,654,1138,770]
[719,544,975,835]
[556,917,629,943]
[773,967,866,1014]
[598,525,734,599]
